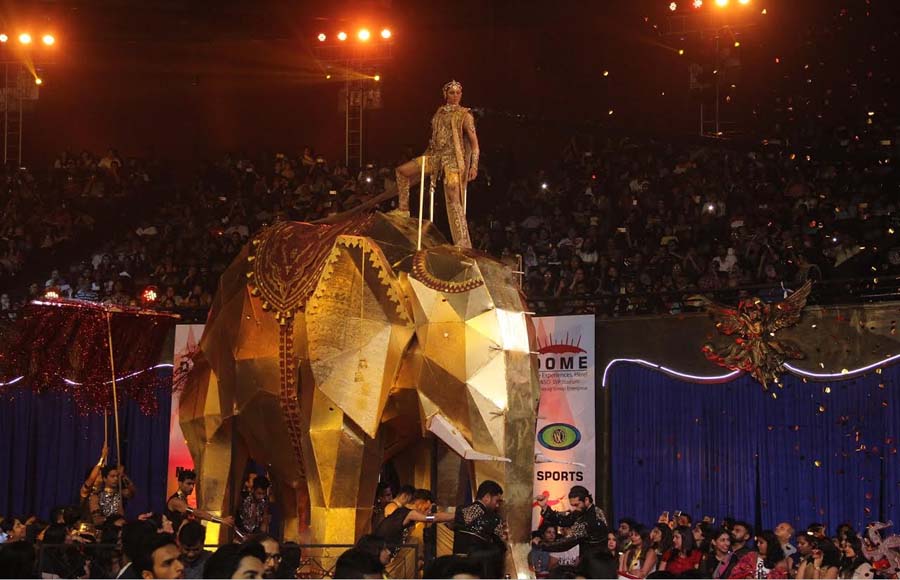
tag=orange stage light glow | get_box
[35,78,42,85]
[0,34,8,43]
[337,31,348,41]
[373,74,381,82]
[715,0,728,6]
[357,28,371,41]
[738,0,750,4]
[380,28,392,39]
[42,34,55,45]
[18,32,32,44]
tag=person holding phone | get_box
[796,537,840,579]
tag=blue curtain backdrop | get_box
[0,370,172,520]
[610,363,900,531]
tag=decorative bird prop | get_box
[693,281,812,389]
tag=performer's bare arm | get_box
[464,113,479,182]
[80,444,108,500]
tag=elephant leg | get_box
[303,389,384,544]
[275,481,309,543]
[192,418,243,543]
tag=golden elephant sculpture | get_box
[180,211,540,574]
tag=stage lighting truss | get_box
[0,31,57,46]
[315,27,393,46]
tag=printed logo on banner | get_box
[537,423,582,451]
[536,333,588,371]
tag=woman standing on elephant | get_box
[394,80,480,248]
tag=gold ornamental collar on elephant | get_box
[246,215,376,324]
[411,246,485,293]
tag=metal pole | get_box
[358,80,364,167]
[700,103,704,136]
[345,78,350,168]
[3,63,8,164]
[17,95,22,165]
[105,311,123,499]
[715,34,720,136]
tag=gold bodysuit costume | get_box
[397,103,478,248]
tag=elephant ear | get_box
[306,235,415,438]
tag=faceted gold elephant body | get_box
[180,212,539,574]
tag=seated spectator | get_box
[134,533,185,579]
[333,548,384,579]
[177,522,209,580]
[728,530,789,579]
[620,525,657,578]
[838,535,872,580]
[203,542,265,579]
[659,526,702,574]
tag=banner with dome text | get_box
[532,315,596,528]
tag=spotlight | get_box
[738,0,750,4]
[337,31,347,41]
[693,0,703,7]
[373,74,381,81]
[541,183,549,190]
[44,288,60,300]
[678,48,685,55]
[734,41,740,47]
[35,77,42,85]
[317,33,326,42]
[0,34,7,43]
[18,32,32,44]
[142,285,159,305]
[357,28,370,41]
[715,0,728,5]
[42,34,54,45]
[380,28,392,39]
[669,2,677,11]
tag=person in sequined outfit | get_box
[452,480,508,578]
[535,485,616,578]
[88,464,135,526]
[237,475,271,537]
[395,80,480,248]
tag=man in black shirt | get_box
[452,480,507,578]
[536,485,616,578]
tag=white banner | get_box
[166,324,204,503]
[532,315,596,528]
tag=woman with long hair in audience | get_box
[658,525,702,574]
[650,523,674,562]
[796,536,841,579]
[701,527,737,578]
[728,530,789,579]
[838,534,873,579]
[619,526,657,578]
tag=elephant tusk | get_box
[427,414,511,462]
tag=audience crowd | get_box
[3,115,897,323]
[2,472,898,579]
